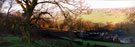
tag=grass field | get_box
[61,37,132,47]
[78,11,130,23]
[0,35,128,47]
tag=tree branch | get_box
[27,0,32,5]
[16,0,26,10]
[54,1,68,19]
[38,1,68,19]
[33,12,54,25]
[38,1,56,4]
[23,0,30,9]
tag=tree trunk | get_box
[21,22,31,44]
[21,10,33,44]
[20,2,37,43]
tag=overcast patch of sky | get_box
[2,0,135,12]
[1,0,22,12]
[85,0,135,8]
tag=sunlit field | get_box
[78,10,130,23]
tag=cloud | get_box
[85,0,135,8]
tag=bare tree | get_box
[6,0,15,18]
[0,0,6,12]
[15,0,88,44]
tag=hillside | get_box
[78,8,132,24]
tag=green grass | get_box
[0,36,33,47]
[61,37,131,47]
[0,36,84,47]
[0,36,133,47]
[0,36,63,47]
[78,12,129,23]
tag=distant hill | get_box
[77,8,135,24]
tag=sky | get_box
[85,0,135,8]
[1,0,135,12]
